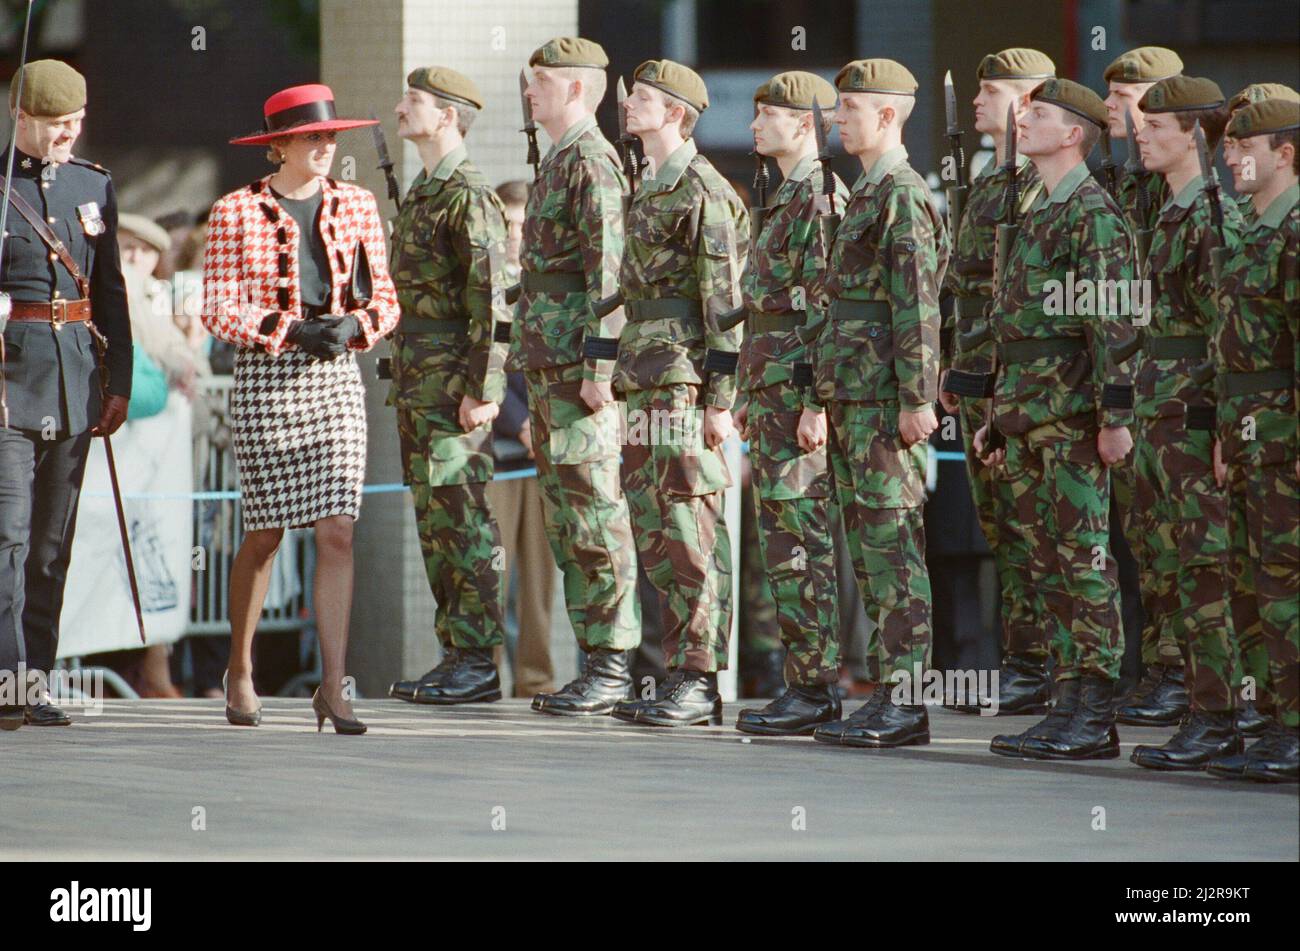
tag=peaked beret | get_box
[834,58,917,96]
[634,59,708,111]
[976,48,1055,82]
[529,37,609,70]
[1103,46,1183,84]
[754,71,837,110]
[1031,77,1108,127]
[1227,98,1300,139]
[1139,76,1225,113]
[9,59,86,117]
[407,66,484,110]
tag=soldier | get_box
[515,38,643,716]
[609,59,747,727]
[732,71,847,736]
[1126,77,1243,770]
[1207,99,1298,783]
[802,59,947,749]
[939,48,1054,716]
[1224,84,1300,218]
[384,68,513,705]
[1101,45,1191,727]
[0,60,131,730]
[977,79,1137,760]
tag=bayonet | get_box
[1194,121,1226,245]
[369,115,402,212]
[811,98,841,250]
[944,70,968,188]
[1099,130,1118,199]
[615,77,640,194]
[519,68,540,182]
[748,149,770,247]
[1124,109,1154,268]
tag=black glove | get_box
[320,314,362,346]
[286,319,349,359]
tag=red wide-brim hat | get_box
[229,83,378,145]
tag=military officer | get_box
[514,38,643,717]
[977,79,1137,760]
[939,48,1054,716]
[732,71,847,736]
[610,59,748,727]
[384,67,513,705]
[1207,99,1299,783]
[0,60,131,730]
[1126,77,1243,770]
[802,59,948,749]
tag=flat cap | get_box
[1227,98,1300,139]
[1229,82,1300,114]
[1139,75,1225,113]
[754,71,837,110]
[529,37,609,70]
[1103,46,1183,84]
[976,48,1055,82]
[1031,77,1108,127]
[834,58,917,96]
[9,58,86,117]
[407,66,483,110]
[118,213,172,254]
[634,59,708,112]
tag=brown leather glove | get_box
[92,394,130,436]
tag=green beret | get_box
[1227,98,1300,139]
[9,59,86,117]
[634,59,708,112]
[118,213,172,254]
[834,58,917,96]
[753,71,837,110]
[1031,77,1108,128]
[1139,76,1225,113]
[1103,46,1183,84]
[976,48,1055,82]
[407,66,483,110]
[1229,82,1300,114]
[529,37,609,70]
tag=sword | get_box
[519,68,540,182]
[369,114,402,212]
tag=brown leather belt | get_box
[9,298,92,327]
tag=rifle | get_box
[369,115,402,213]
[1124,110,1154,268]
[811,98,840,250]
[1189,120,1229,388]
[1099,130,1118,199]
[519,68,540,182]
[981,102,1022,457]
[748,149,769,247]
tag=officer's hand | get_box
[459,395,499,432]
[286,320,348,359]
[733,401,750,440]
[702,406,733,449]
[973,423,1005,469]
[92,395,130,437]
[796,408,826,454]
[580,378,614,413]
[1097,425,1133,467]
[899,406,939,446]
[937,370,960,415]
[1213,439,1227,488]
[519,419,534,458]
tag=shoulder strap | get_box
[0,175,91,298]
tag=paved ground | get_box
[1,698,1295,861]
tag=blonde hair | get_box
[867,92,914,126]
[558,66,607,111]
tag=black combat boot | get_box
[1130,710,1242,771]
[1209,723,1299,783]
[814,688,929,748]
[390,647,461,702]
[1234,698,1270,737]
[411,647,501,705]
[611,669,722,727]
[990,678,1081,756]
[953,654,1051,715]
[1115,663,1187,726]
[736,684,841,736]
[532,648,633,716]
[1020,675,1120,760]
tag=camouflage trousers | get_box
[959,398,1046,659]
[525,363,641,652]
[1226,459,1299,727]
[1114,445,1184,667]
[738,482,781,655]
[1001,425,1124,680]
[1133,417,1234,712]
[825,402,930,683]
[621,383,732,672]
[395,404,505,649]
[747,384,840,686]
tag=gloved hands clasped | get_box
[287,314,362,359]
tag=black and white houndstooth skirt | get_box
[231,348,367,531]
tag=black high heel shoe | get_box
[223,671,262,727]
[312,688,367,735]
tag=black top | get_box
[270,185,330,309]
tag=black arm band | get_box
[493,320,513,344]
[583,336,620,360]
[704,349,739,375]
[792,362,814,387]
[942,369,994,399]
[1101,383,1134,409]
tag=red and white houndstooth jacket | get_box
[201,175,399,355]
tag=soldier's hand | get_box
[92,395,130,437]
[937,371,960,415]
[973,423,1005,469]
[702,406,733,449]
[898,407,938,446]
[519,420,534,458]
[459,395,499,432]
[1213,439,1226,488]
[733,401,749,440]
[797,408,827,454]
[580,378,614,413]
[1097,425,1133,467]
